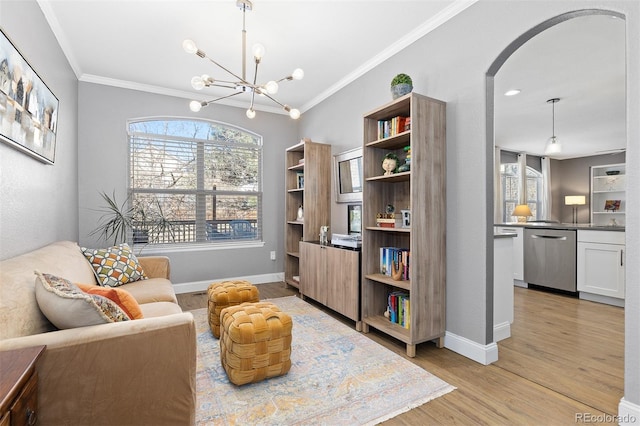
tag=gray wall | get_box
[551,152,626,223]
[77,83,298,284]
[299,0,639,408]
[0,0,79,259]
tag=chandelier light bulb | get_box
[246,108,256,119]
[191,76,205,90]
[252,43,266,61]
[189,100,203,112]
[289,108,301,120]
[182,39,198,54]
[265,80,279,94]
[291,68,304,80]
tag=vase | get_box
[391,83,412,99]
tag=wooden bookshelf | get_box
[284,140,331,289]
[361,92,446,357]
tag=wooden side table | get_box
[0,345,45,426]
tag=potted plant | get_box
[390,73,413,99]
[91,191,176,246]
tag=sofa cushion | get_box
[81,243,148,287]
[139,301,184,318]
[0,241,98,340]
[76,283,144,320]
[34,271,131,329]
[122,278,179,305]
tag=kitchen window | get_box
[128,118,262,246]
[501,163,543,222]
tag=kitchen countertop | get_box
[495,222,625,232]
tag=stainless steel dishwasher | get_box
[523,227,577,292]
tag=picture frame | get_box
[347,204,362,234]
[1,29,59,164]
[604,199,621,211]
[296,172,304,189]
[334,147,363,203]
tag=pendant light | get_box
[544,98,561,155]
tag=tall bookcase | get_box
[361,92,446,357]
[284,139,331,289]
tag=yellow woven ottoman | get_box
[207,280,260,338]
[219,301,292,386]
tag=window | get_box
[128,118,262,245]
[500,163,543,222]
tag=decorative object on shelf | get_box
[182,0,303,119]
[382,153,399,175]
[512,204,533,223]
[385,204,395,214]
[544,98,562,155]
[604,199,621,211]
[564,195,586,224]
[605,176,620,190]
[609,218,619,227]
[1,29,59,164]
[297,205,304,221]
[401,210,411,228]
[347,204,362,235]
[390,73,413,100]
[319,225,329,245]
[605,170,620,176]
[297,172,304,189]
[397,146,411,172]
[391,261,404,281]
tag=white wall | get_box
[299,0,639,410]
[0,0,79,259]
[77,83,298,285]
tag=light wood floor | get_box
[177,284,624,425]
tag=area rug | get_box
[195,295,455,425]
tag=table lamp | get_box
[512,204,533,223]
[565,195,586,224]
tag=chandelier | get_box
[182,0,303,119]
[544,98,562,155]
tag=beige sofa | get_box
[0,241,196,426]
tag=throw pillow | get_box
[34,271,130,329]
[81,243,147,287]
[76,283,144,320]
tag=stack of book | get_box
[377,116,410,139]
[379,247,410,280]
[376,213,402,228]
[388,291,410,329]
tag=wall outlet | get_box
[270,251,276,261]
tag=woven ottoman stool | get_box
[207,280,260,338]
[219,301,292,386]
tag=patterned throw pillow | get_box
[81,243,147,287]
[76,283,144,320]
[34,271,130,329]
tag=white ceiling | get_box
[38,1,625,159]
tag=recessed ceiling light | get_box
[504,89,521,96]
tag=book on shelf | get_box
[379,247,410,280]
[376,213,402,227]
[388,291,410,329]
[377,116,409,139]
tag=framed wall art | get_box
[1,29,59,164]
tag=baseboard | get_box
[173,272,285,294]
[579,292,625,308]
[618,398,640,425]
[444,331,499,365]
[493,321,511,342]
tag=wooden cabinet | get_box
[577,230,625,305]
[361,92,446,357]
[0,346,45,426]
[590,163,625,226]
[284,140,331,289]
[300,242,361,329]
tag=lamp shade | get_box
[512,204,533,217]
[565,195,586,206]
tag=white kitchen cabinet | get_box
[495,226,524,281]
[577,230,625,303]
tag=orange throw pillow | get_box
[76,283,144,319]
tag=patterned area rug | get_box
[195,295,455,425]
